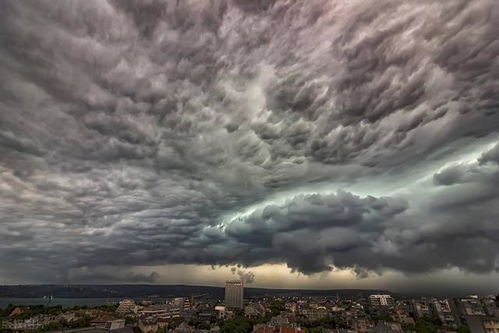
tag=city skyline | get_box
[2,289,498,332]
[1,0,499,294]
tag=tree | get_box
[0,304,15,318]
[406,317,446,333]
[219,320,251,333]
[269,300,285,317]
[36,321,62,332]
[155,327,166,333]
[457,326,470,333]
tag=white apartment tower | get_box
[369,294,394,307]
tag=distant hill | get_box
[0,284,391,299]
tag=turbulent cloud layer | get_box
[1,0,499,287]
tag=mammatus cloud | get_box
[0,0,499,289]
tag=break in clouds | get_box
[1,0,499,285]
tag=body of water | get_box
[0,298,122,309]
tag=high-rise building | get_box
[225,280,244,309]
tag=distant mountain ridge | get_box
[0,284,391,298]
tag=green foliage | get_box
[300,317,336,330]
[94,304,118,312]
[405,317,448,333]
[167,319,182,329]
[371,314,393,321]
[269,300,285,316]
[197,322,211,330]
[218,314,288,333]
[188,317,211,330]
[64,315,91,329]
[457,326,470,333]
[68,305,88,311]
[249,315,271,326]
[155,327,166,333]
[307,329,324,333]
[0,304,15,318]
[219,320,251,333]
[36,321,62,332]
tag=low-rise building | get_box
[432,299,458,327]
[482,296,499,317]
[252,324,305,333]
[245,303,266,318]
[138,318,158,333]
[412,299,432,319]
[465,316,499,333]
[352,318,373,333]
[372,321,403,333]
[394,309,415,326]
[91,316,125,330]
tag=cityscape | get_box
[1,282,499,333]
[1,1,499,333]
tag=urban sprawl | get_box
[1,282,499,333]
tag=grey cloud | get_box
[238,270,256,284]
[66,268,162,284]
[479,143,499,165]
[222,191,408,274]
[230,267,256,284]
[0,0,498,288]
[433,143,499,186]
[433,165,469,185]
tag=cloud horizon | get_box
[1,0,499,293]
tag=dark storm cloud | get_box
[434,143,499,187]
[223,191,409,274]
[67,269,162,284]
[0,0,499,283]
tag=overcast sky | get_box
[1,0,499,294]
